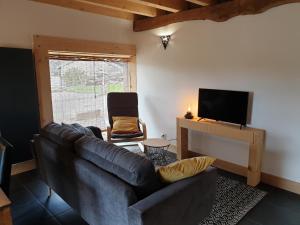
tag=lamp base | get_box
[184,112,194,119]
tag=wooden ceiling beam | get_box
[186,0,216,6]
[31,0,134,20]
[128,0,187,13]
[134,0,300,31]
[77,0,159,17]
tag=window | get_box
[33,35,136,128]
[49,59,129,129]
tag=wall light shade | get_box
[160,35,171,50]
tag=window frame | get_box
[33,35,136,128]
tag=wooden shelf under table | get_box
[176,117,265,187]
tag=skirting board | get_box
[261,173,300,195]
[11,159,36,176]
[188,150,300,195]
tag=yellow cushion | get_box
[158,156,216,183]
[112,116,139,134]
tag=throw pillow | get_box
[158,156,216,183]
[112,116,139,134]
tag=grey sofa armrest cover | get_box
[128,167,217,225]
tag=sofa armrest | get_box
[87,126,103,140]
[128,167,217,225]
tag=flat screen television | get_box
[198,88,249,126]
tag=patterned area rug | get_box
[199,176,266,225]
[124,145,267,225]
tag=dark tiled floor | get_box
[10,170,87,225]
[10,169,300,225]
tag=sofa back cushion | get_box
[75,136,162,198]
[41,122,83,149]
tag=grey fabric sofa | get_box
[33,123,217,225]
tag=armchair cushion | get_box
[111,131,144,139]
[107,92,139,128]
[112,116,139,134]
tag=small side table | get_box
[143,138,170,166]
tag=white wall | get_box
[0,0,133,49]
[134,4,300,183]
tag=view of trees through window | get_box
[49,59,129,129]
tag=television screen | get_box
[198,88,249,125]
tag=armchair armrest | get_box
[128,167,217,225]
[138,119,147,140]
[107,126,112,143]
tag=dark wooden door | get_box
[0,47,40,164]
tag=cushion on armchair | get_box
[112,116,139,134]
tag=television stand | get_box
[176,117,265,187]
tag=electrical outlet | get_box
[161,133,167,140]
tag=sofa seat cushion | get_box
[75,136,162,198]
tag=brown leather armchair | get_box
[107,92,147,143]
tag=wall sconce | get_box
[160,35,171,50]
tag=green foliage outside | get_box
[62,66,124,94]
[63,67,86,87]
[108,83,124,92]
[66,85,101,94]
[65,83,123,94]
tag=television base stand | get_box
[176,117,265,187]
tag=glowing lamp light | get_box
[187,105,191,113]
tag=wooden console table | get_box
[176,117,265,186]
[0,188,12,225]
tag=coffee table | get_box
[142,138,170,166]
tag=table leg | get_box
[247,131,264,186]
[177,124,188,160]
[0,206,13,225]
